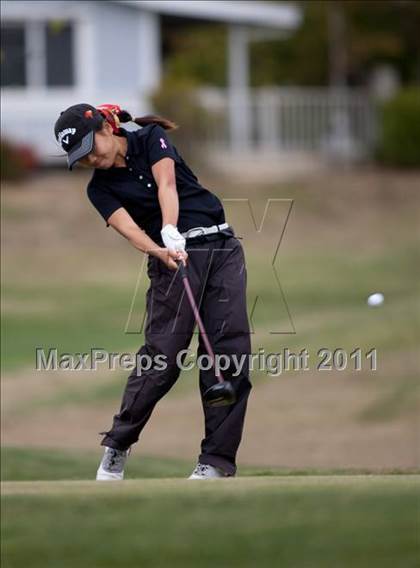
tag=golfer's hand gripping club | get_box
[160,224,188,267]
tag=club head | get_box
[203,381,236,408]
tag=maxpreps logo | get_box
[58,128,76,148]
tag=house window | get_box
[46,21,74,86]
[1,24,26,87]
[0,20,74,88]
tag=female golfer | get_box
[54,103,252,480]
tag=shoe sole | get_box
[96,468,124,481]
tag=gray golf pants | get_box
[99,234,252,476]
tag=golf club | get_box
[176,259,236,407]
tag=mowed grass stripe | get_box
[2,474,419,495]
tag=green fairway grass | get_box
[2,244,419,374]
[2,476,419,568]
[1,446,191,481]
[3,447,417,482]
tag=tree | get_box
[160,1,420,87]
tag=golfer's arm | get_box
[106,158,179,255]
[152,158,179,227]
[106,208,162,257]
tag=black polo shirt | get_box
[86,124,226,246]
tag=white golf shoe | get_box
[96,446,131,481]
[188,463,229,479]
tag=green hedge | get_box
[377,88,420,168]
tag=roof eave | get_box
[113,1,301,30]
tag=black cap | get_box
[54,104,104,170]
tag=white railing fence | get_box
[197,87,378,160]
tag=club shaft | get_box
[179,266,224,384]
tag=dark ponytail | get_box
[117,110,178,131]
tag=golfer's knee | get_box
[236,375,252,395]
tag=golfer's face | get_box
[78,124,115,169]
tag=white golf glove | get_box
[161,224,186,253]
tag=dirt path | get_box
[2,366,418,470]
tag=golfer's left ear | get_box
[151,157,176,187]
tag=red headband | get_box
[96,104,122,134]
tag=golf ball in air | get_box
[367,293,384,307]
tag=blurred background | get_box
[1,0,419,479]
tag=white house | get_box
[1,0,300,164]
